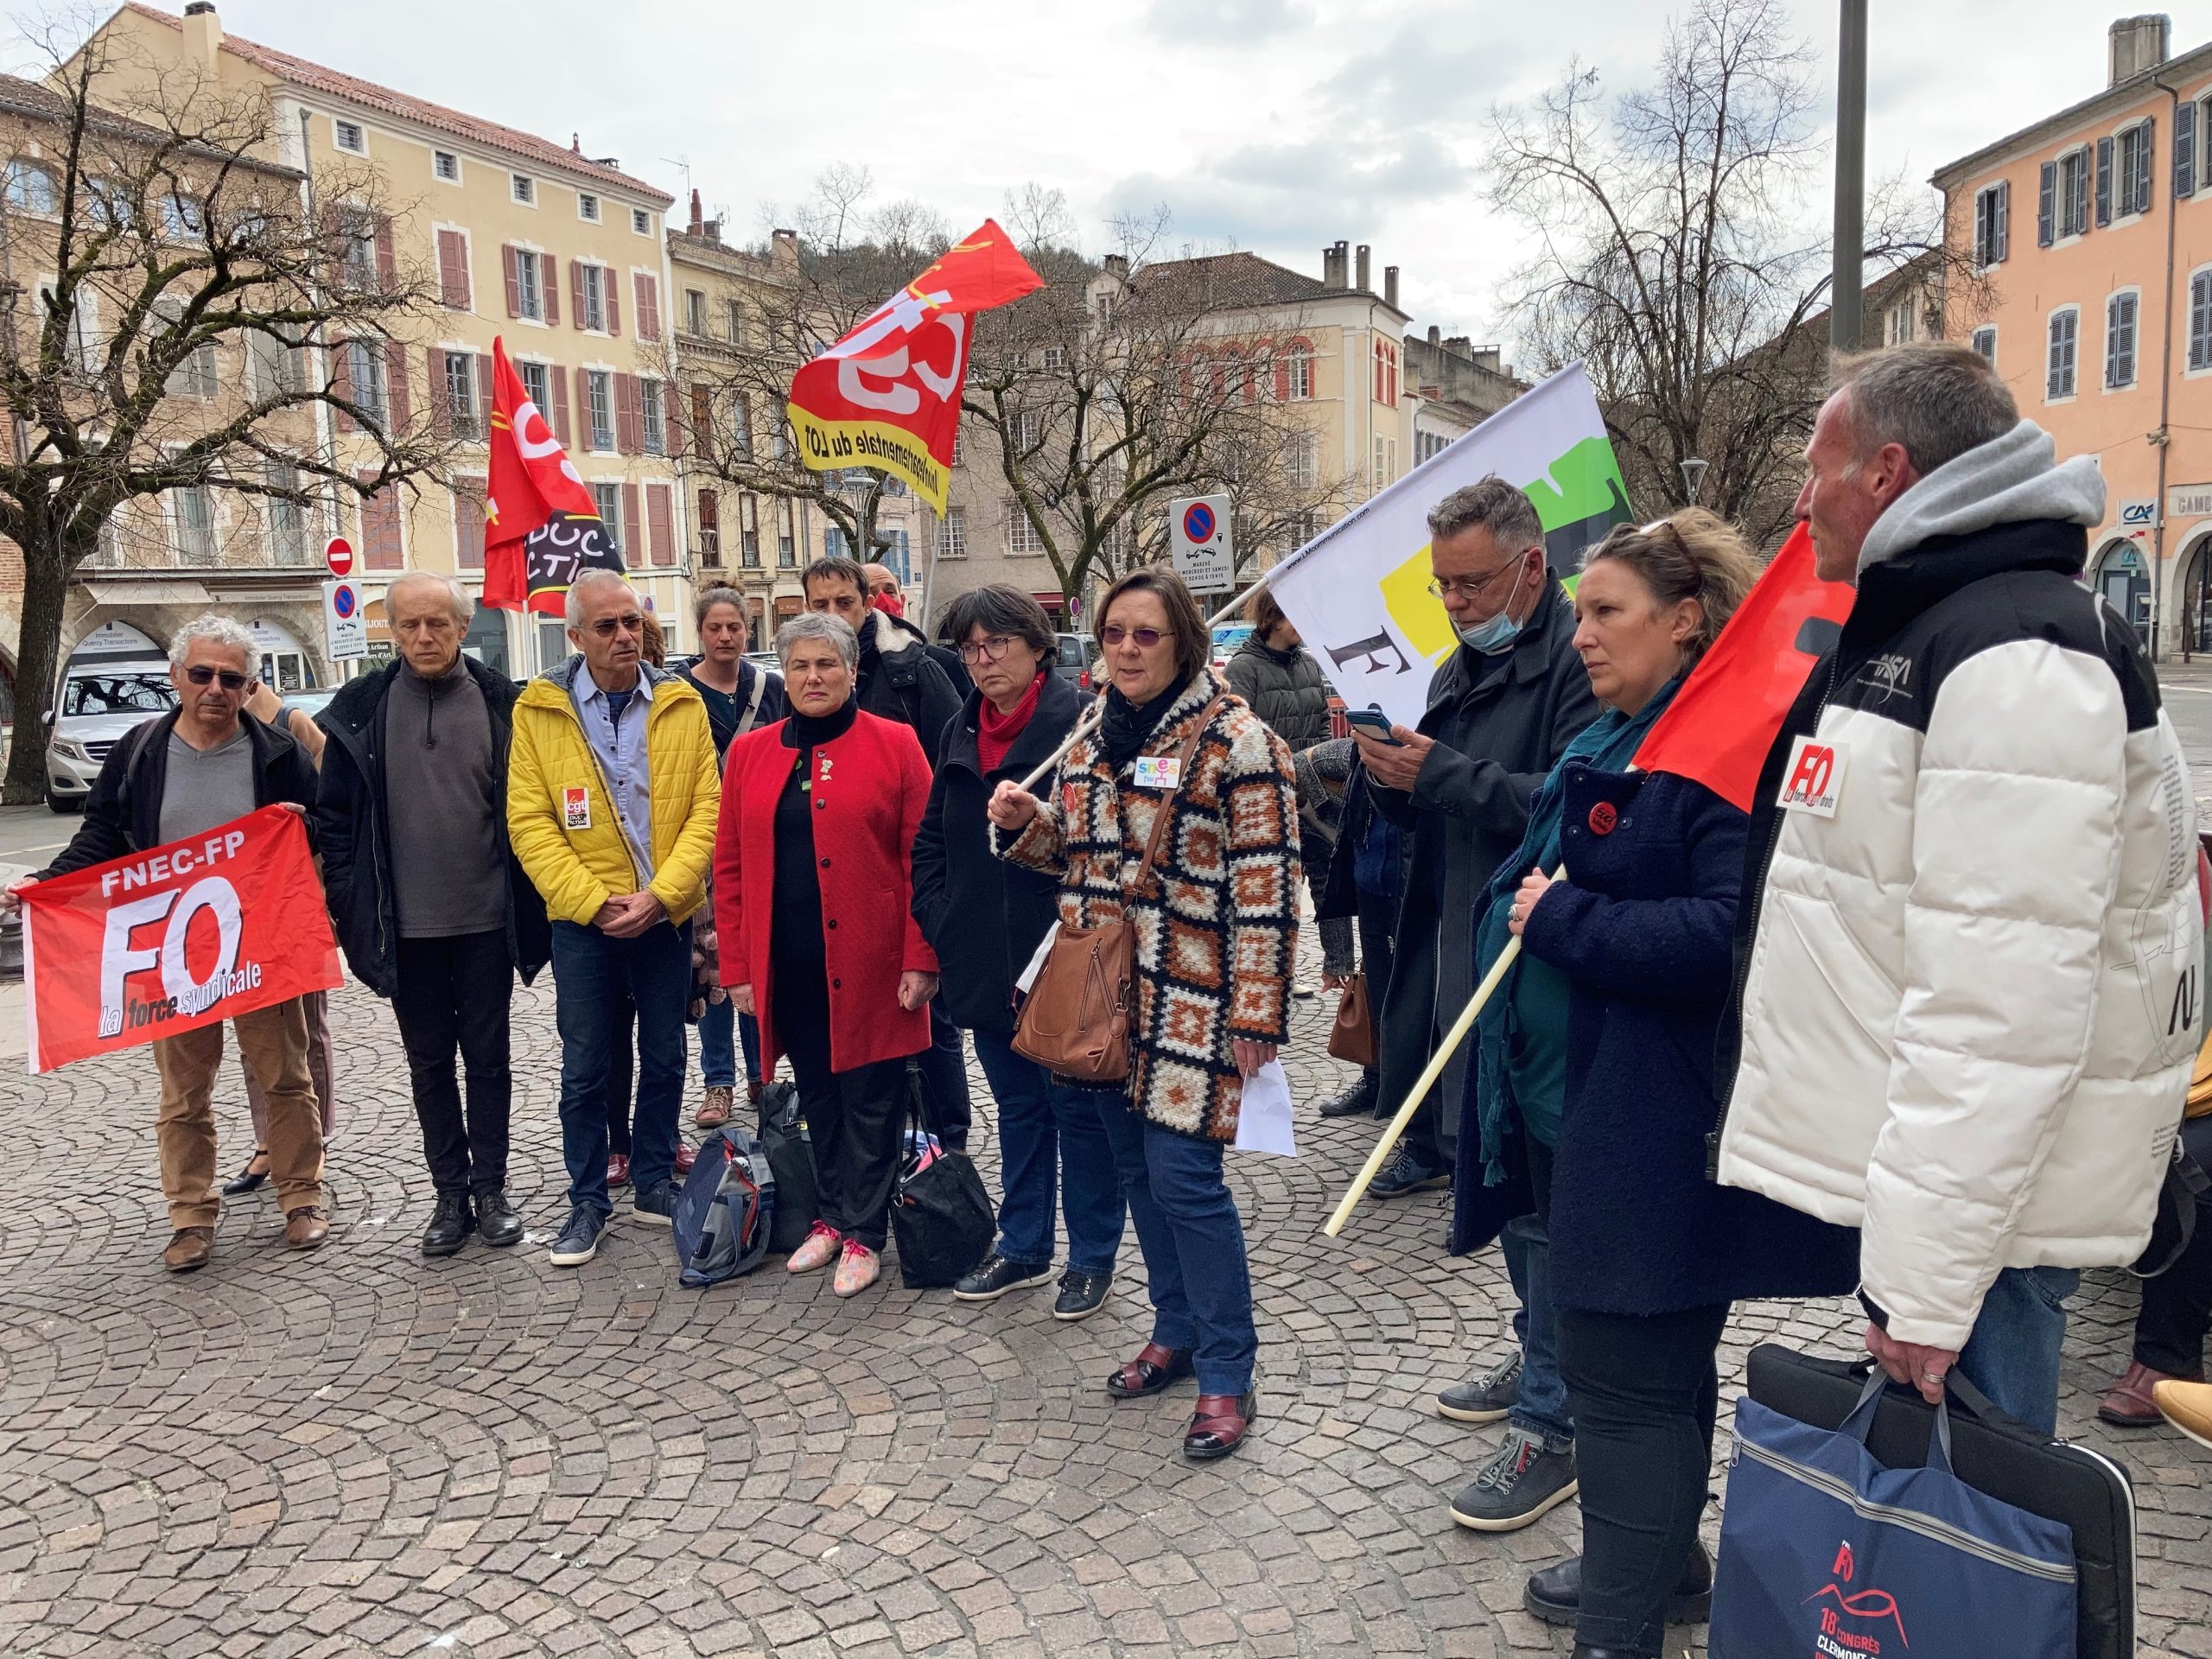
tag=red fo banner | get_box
[21,805,342,1074]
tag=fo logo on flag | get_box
[1777,735,1848,818]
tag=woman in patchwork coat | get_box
[990,567,1300,1462]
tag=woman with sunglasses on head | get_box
[988,568,1300,1461]
[912,585,1127,1319]
[1480,513,1857,1659]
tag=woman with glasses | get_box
[988,568,1300,1461]
[714,613,939,1299]
[912,585,1127,1319]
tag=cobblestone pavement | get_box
[3,939,2209,1658]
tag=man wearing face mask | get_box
[1352,478,1598,1211]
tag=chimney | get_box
[2109,14,2172,84]
[1474,346,1502,373]
[1427,324,1440,346]
[1104,252,1128,280]
[181,3,221,71]
[771,227,799,275]
[689,188,703,236]
[1333,239,1351,288]
[1355,244,1371,292]
[702,217,721,244]
[1383,264,1399,309]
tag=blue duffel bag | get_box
[1712,1369,2078,1659]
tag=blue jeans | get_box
[1955,1264,2081,1439]
[971,1029,1126,1276]
[696,995,743,1090]
[1504,1213,1574,1449]
[1096,1099,1257,1395]
[551,919,690,1217]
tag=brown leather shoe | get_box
[161,1227,213,1272]
[696,1084,734,1128]
[1106,1342,1195,1400]
[1184,1389,1258,1460]
[607,1153,631,1189]
[284,1206,329,1250]
[2101,1359,2202,1427]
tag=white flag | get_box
[1268,363,1630,728]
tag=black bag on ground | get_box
[891,1059,995,1289]
[1743,1343,2136,1659]
[756,1082,819,1255]
[671,1124,774,1287]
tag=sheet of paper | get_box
[1015,920,1060,995]
[1232,1060,1297,1157]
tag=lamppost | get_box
[1680,457,1709,505]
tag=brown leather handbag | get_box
[1014,697,1223,1083]
[1327,973,1376,1068]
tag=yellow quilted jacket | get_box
[507,658,721,926]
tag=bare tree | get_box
[1489,0,1971,546]
[0,27,448,801]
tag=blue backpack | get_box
[671,1125,775,1287]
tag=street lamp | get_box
[1680,457,1709,505]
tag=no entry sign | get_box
[324,536,354,578]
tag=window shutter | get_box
[665,385,686,458]
[2107,301,2121,387]
[374,213,397,288]
[475,353,493,433]
[428,346,449,437]
[384,339,410,431]
[698,488,719,535]
[361,470,404,569]
[550,364,571,449]
[454,480,486,569]
[437,229,472,309]
[2037,161,2056,245]
[1994,181,2009,262]
[691,383,714,456]
[607,277,620,338]
[571,260,587,330]
[635,273,660,342]
[542,255,559,326]
[2139,117,2156,213]
[2096,137,2113,227]
[502,245,521,317]
[616,372,641,454]
[330,340,357,433]
[2180,103,2198,198]
[621,481,642,563]
[647,482,674,566]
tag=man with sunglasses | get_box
[508,569,721,1268]
[7,614,327,1273]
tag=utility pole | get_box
[1830,0,1868,351]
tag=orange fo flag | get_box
[1630,524,1855,812]
[484,336,625,614]
[785,220,1043,514]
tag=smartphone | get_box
[1344,706,1404,745]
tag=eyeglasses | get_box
[184,665,250,690]
[957,634,1019,664]
[587,613,644,639]
[1427,550,1538,603]
[1100,625,1172,649]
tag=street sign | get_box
[324,536,354,578]
[1170,493,1233,593]
[321,579,366,661]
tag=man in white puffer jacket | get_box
[1716,343,2202,1437]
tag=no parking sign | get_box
[1170,493,1233,593]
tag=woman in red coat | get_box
[715,612,939,1297]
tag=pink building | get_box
[1936,14,2212,657]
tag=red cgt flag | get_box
[21,806,342,1074]
[785,219,1043,515]
[1630,524,1856,812]
[484,336,625,614]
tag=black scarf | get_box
[1098,679,1185,772]
[780,696,858,749]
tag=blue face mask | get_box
[1455,559,1530,655]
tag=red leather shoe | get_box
[1184,1389,1258,1460]
[607,1153,631,1190]
[2100,1359,2202,1427]
[674,1140,696,1176]
[1106,1342,1194,1400]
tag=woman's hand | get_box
[987,780,1040,832]
[898,970,940,1012]
[1320,972,1344,992]
[1506,866,1555,938]
[1231,1039,1276,1079]
[728,983,755,1016]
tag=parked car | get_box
[1052,632,1097,692]
[1209,623,1255,673]
[45,655,175,812]
[282,688,338,724]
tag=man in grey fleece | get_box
[314,572,550,1258]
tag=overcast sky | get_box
[72,1,2208,363]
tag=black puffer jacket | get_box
[1226,634,1332,751]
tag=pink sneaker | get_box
[832,1240,881,1298]
[786,1221,842,1274]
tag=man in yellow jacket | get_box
[509,569,721,1266]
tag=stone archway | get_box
[2177,525,2212,658]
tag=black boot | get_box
[1318,1077,1376,1118]
[1524,1541,1713,1627]
[422,1192,474,1257]
[475,1190,524,1249]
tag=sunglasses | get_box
[587,613,644,639]
[1100,625,1172,649]
[185,665,250,690]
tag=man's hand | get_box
[1,875,35,916]
[729,983,755,1016]
[598,891,665,938]
[276,801,308,817]
[1232,1039,1276,1079]
[898,969,939,1011]
[1865,1322,1960,1407]
[1351,725,1433,792]
[987,781,1040,832]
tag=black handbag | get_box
[1743,1344,2136,1659]
[891,1059,995,1289]
[755,1082,820,1255]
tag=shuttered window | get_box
[359,470,404,569]
[436,229,471,309]
[454,479,486,569]
[2047,308,2080,400]
[646,483,674,566]
[633,273,661,342]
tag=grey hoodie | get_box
[1858,419,2106,578]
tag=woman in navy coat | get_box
[1499,515,1859,1659]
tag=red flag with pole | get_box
[483,336,624,614]
[1630,524,1855,811]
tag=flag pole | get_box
[1321,862,1565,1238]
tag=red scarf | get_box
[977,671,1046,772]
